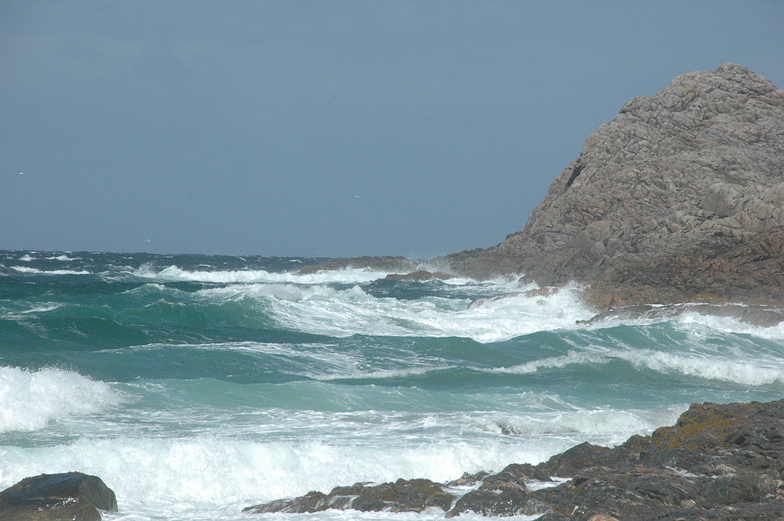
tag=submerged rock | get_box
[246,399,784,520]
[0,472,117,521]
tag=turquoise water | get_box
[1,250,783,520]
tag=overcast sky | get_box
[2,1,783,258]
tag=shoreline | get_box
[244,398,784,520]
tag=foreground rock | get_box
[0,472,117,521]
[442,64,784,306]
[244,478,454,514]
[245,399,784,520]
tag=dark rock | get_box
[0,472,117,521]
[244,478,453,514]
[446,487,530,517]
[349,478,454,512]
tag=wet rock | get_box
[244,478,453,514]
[445,464,553,518]
[350,478,454,512]
[0,472,117,521]
[446,487,530,517]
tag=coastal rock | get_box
[247,399,784,520]
[442,64,784,302]
[243,478,453,514]
[0,472,118,521]
[585,225,784,308]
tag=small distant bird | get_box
[145,239,151,243]
[18,172,25,175]
[353,195,360,198]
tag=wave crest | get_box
[0,367,121,432]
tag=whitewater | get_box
[1,250,783,521]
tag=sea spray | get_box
[0,367,121,433]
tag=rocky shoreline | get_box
[5,399,784,520]
[244,399,784,520]
[249,65,784,520]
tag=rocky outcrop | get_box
[0,472,117,521]
[245,399,784,520]
[443,64,784,295]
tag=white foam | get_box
[134,265,395,285]
[228,283,594,343]
[584,303,784,340]
[0,435,567,517]
[0,367,122,432]
[492,351,609,375]
[619,349,784,386]
[127,266,596,342]
[312,365,455,381]
[677,311,784,340]
[10,266,91,275]
[20,303,63,314]
[0,397,670,521]
[495,346,784,387]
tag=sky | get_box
[2,1,783,259]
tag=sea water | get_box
[1,250,783,521]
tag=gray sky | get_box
[2,1,783,258]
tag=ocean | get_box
[1,250,783,521]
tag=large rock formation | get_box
[0,472,117,521]
[245,399,784,520]
[444,64,784,301]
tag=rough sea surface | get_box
[1,250,783,521]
